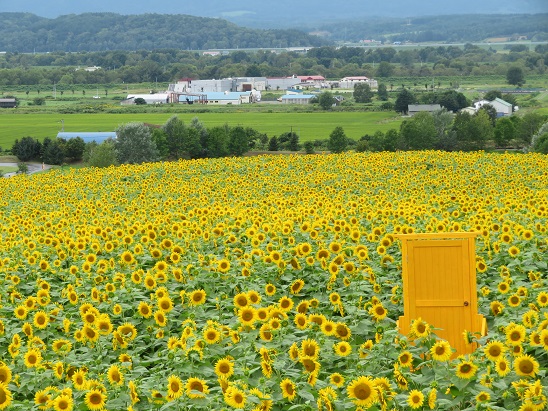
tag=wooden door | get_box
[396,233,485,355]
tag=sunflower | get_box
[329,373,345,388]
[329,292,341,305]
[475,391,490,403]
[430,340,452,362]
[537,291,548,307]
[265,283,276,296]
[24,348,42,368]
[506,324,526,346]
[334,341,352,357]
[203,327,221,344]
[513,355,539,377]
[154,311,167,327]
[157,297,173,313]
[279,296,294,312]
[14,305,28,320]
[0,383,13,411]
[407,390,424,409]
[238,307,256,326]
[137,302,153,318]
[167,375,184,400]
[484,340,506,361]
[107,364,123,386]
[398,351,413,368]
[508,294,521,308]
[290,279,305,295]
[214,358,234,379]
[289,343,300,362]
[508,246,520,257]
[217,259,230,273]
[0,365,11,385]
[494,357,511,377]
[490,301,504,315]
[85,389,106,410]
[224,386,246,409]
[334,323,351,340]
[370,303,388,322]
[234,293,249,308]
[188,289,206,306]
[321,320,336,336]
[300,357,320,374]
[280,378,297,401]
[247,290,261,304]
[346,376,378,407]
[185,377,209,399]
[455,360,478,379]
[294,313,308,330]
[72,369,87,390]
[259,324,273,342]
[410,317,430,338]
[301,339,320,359]
[427,388,437,409]
[53,394,73,411]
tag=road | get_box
[1,162,52,178]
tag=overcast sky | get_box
[0,0,546,21]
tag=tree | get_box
[17,162,29,174]
[64,137,85,162]
[377,84,389,101]
[12,136,42,161]
[399,112,438,150]
[453,111,493,151]
[33,97,45,106]
[376,61,393,78]
[484,90,502,101]
[506,66,525,86]
[353,83,374,103]
[494,117,517,148]
[162,115,186,159]
[437,90,468,112]
[517,112,546,146]
[394,89,415,115]
[303,141,315,154]
[268,136,279,151]
[205,125,230,158]
[327,126,348,153]
[532,132,548,154]
[478,104,497,127]
[318,91,335,110]
[86,140,119,168]
[151,129,169,159]
[228,126,249,156]
[42,138,66,165]
[433,109,457,151]
[134,97,146,105]
[115,122,159,164]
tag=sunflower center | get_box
[191,382,203,392]
[460,364,471,373]
[170,382,179,391]
[519,360,533,374]
[354,383,371,400]
[90,393,102,404]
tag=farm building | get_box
[408,104,442,115]
[474,98,513,117]
[0,98,17,108]
[122,94,170,105]
[201,92,254,105]
[338,76,378,89]
[280,94,316,105]
[57,132,116,143]
[266,76,301,91]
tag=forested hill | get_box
[316,14,548,43]
[0,13,330,53]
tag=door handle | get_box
[464,301,469,306]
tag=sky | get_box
[0,0,546,23]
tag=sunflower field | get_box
[0,151,546,411]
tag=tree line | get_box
[1,44,546,87]
[0,12,327,53]
[8,109,547,170]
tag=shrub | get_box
[12,136,42,161]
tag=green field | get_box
[0,111,403,148]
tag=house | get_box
[460,107,477,115]
[297,76,328,88]
[280,94,316,105]
[0,98,17,108]
[338,76,379,89]
[57,132,116,144]
[408,104,442,116]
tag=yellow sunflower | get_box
[224,386,246,409]
[346,376,378,407]
[455,360,478,379]
[84,389,106,411]
[214,358,234,379]
[484,340,506,361]
[185,377,209,399]
[188,289,206,306]
[407,389,424,409]
[334,341,352,357]
[430,340,452,362]
[167,375,184,400]
[280,378,297,401]
[513,355,539,377]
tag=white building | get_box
[474,98,513,117]
[338,76,378,89]
[123,94,170,105]
[266,76,301,91]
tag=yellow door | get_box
[396,233,485,356]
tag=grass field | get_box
[0,111,403,148]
